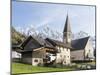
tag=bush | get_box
[76,65,81,69]
[67,63,77,69]
[52,63,63,68]
[12,58,21,63]
[53,63,76,68]
[38,63,44,67]
[86,65,91,69]
[77,64,88,70]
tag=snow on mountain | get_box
[72,31,89,40]
[15,25,95,49]
[15,24,63,41]
[36,24,63,41]
[72,31,96,49]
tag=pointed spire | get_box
[63,13,71,33]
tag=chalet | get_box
[16,35,72,66]
[12,14,94,66]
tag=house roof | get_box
[12,44,20,48]
[15,47,44,53]
[45,38,72,48]
[20,36,33,48]
[20,35,54,49]
[12,44,22,51]
[13,35,90,51]
[31,36,54,48]
[71,36,90,50]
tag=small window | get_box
[71,57,75,59]
[60,55,62,57]
[64,61,66,63]
[64,55,66,58]
[68,56,69,58]
[34,59,38,62]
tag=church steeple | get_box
[63,14,71,33]
[63,14,72,44]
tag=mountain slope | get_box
[11,26,26,45]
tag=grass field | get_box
[12,61,96,74]
[12,62,75,74]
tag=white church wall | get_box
[56,46,70,65]
[85,39,94,59]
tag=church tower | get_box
[63,14,72,44]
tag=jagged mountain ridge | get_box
[14,25,95,48]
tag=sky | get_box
[12,1,96,36]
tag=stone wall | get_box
[85,39,94,59]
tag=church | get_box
[13,14,94,66]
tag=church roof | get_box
[63,14,71,33]
[71,36,90,50]
[45,38,72,48]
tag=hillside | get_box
[11,26,26,45]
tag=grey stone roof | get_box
[45,38,72,48]
[71,36,90,50]
[20,35,54,49]
[31,36,54,48]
